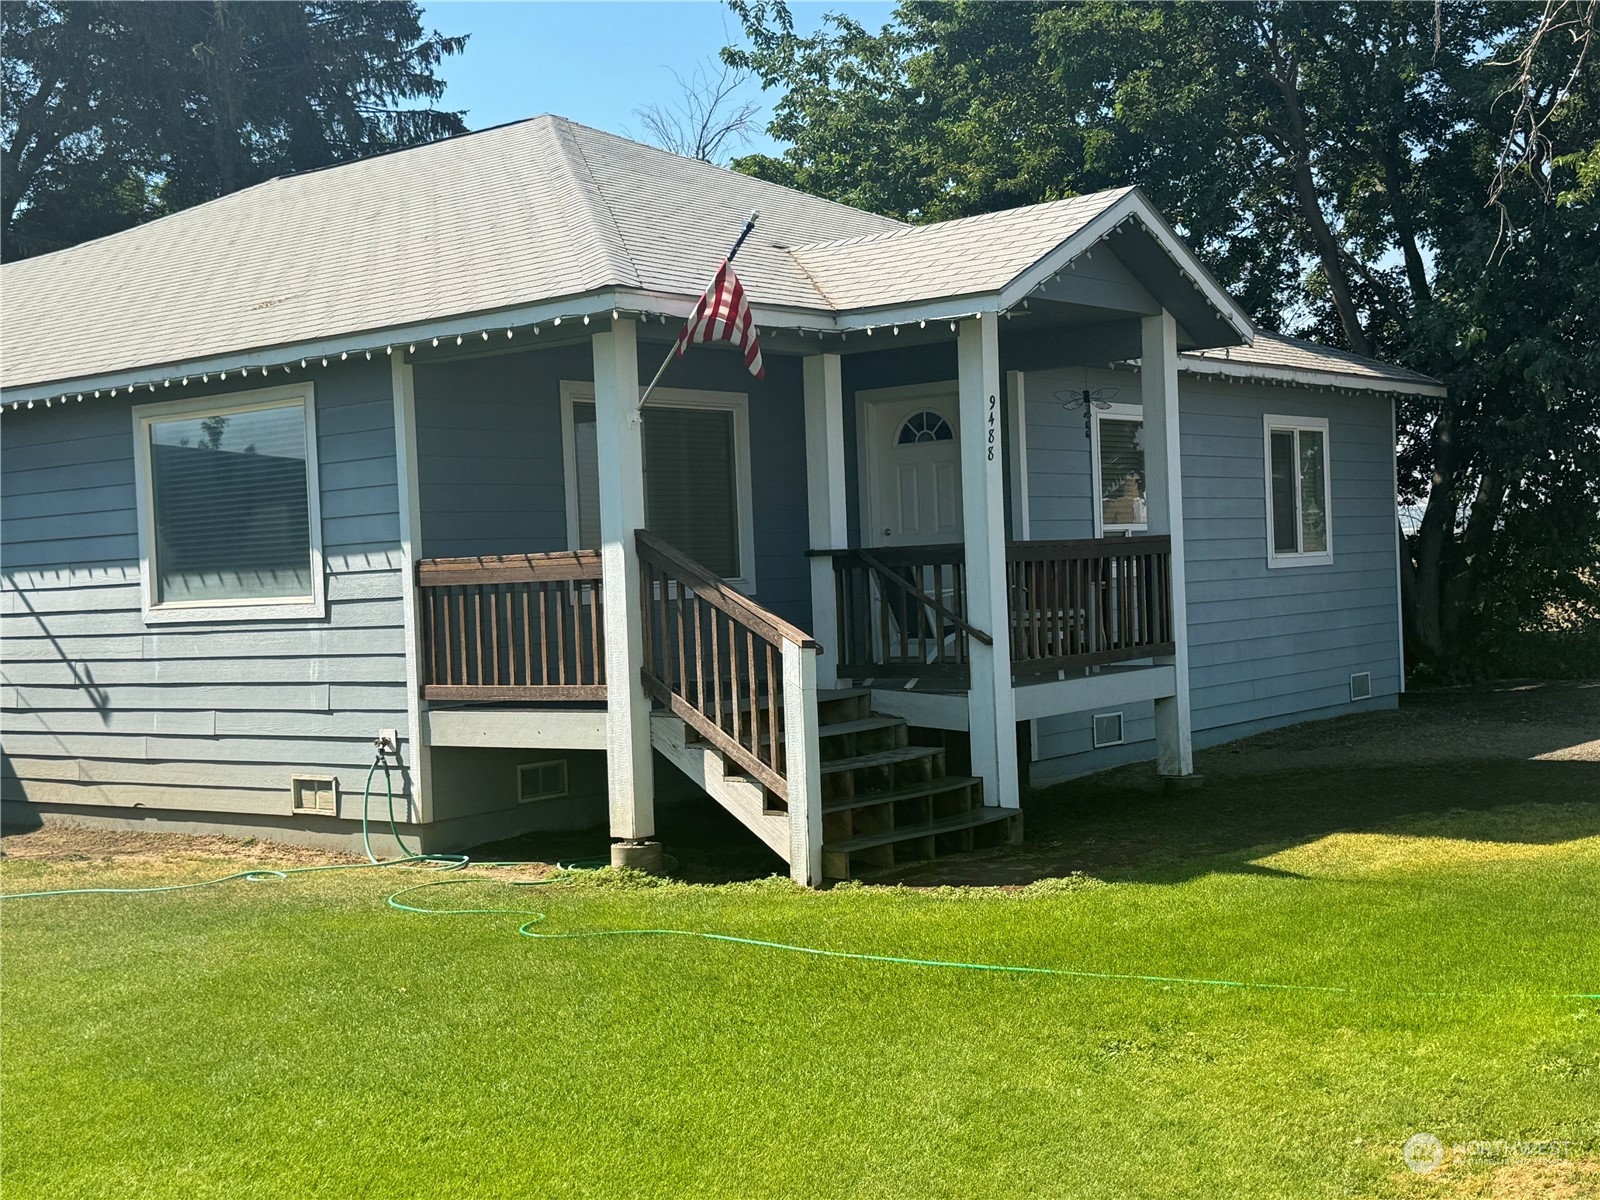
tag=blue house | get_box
[0,117,1443,882]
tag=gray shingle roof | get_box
[1184,330,1444,393]
[0,116,902,391]
[0,116,1440,397]
[788,190,1134,310]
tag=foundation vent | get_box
[1092,712,1125,749]
[1349,672,1373,702]
[518,760,569,804]
[291,775,339,816]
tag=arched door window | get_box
[896,410,954,444]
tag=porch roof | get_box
[0,114,1436,401]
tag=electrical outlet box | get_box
[378,729,400,752]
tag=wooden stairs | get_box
[650,687,1020,880]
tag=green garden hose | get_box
[1,760,1595,1001]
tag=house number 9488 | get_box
[987,393,997,461]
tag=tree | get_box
[635,59,761,163]
[2,1,467,258]
[725,0,1600,673]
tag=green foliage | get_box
[725,0,1600,673]
[2,0,467,258]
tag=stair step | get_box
[756,714,905,752]
[820,744,942,776]
[819,715,904,739]
[820,688,871,703]
[823,806,1017,855]
[823,776,976,814]
[709,687,869,716]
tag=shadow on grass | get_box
[469,684,1600,889]
[891,758,1600,888]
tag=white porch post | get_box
[1141,311,1194,777]
[390,353,430,825]
[593,319,656,838]
[958,316,1020,809]
[781,638,824,885]
[803,353,847,688]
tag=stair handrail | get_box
[636,530,823,805]
[847,547,993,647]
[637,531,818,651]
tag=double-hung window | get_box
[1263,414,1333,567]
[1090,403,1148,536]
[133,385,324,621]
[561,383,756,590]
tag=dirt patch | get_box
[0,825,562,886]
[1384,1155,1600,1199]
[0,826,362,868]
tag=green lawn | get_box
[3,777,1598,1196]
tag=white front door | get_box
[862,390,963,547]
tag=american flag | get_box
[675,259,764,380]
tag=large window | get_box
[133,386,324,621]
[1263,414,1333,567]
[1091,404,1147,536]
[562,383,755,589]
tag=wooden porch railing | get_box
[637,530,819,801]
[1006,535,1175,679]
[822,544,991,683]
[819,535,1175,684]
[417,551,605,700]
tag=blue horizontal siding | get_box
[1,360,411,818]
[413,344,815,631]
[1025,367,1402,778]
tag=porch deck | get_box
[412,535,1174,879]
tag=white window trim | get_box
[559,380,758,593]
[1091,711,1126,749]
[517,759,569,804]
[132,383,326,624]
[1090,401,1148,538]
[1263,413,1334,569]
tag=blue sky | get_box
[418,1,896,158]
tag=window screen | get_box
[147,401,314,603]
[571,401,742,579]
[1298,429,1328,552]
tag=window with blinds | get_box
[570,399,744,580]
[139,394,319,607]
[1093,409,1147,534]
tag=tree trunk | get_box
[1407,406,1463,659]
[1262,44,1376,357]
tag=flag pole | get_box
[636,210,760,412]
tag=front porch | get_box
[398,304,1196,884]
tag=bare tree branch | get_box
[1482,0,1598,256]
[635,59,760,163]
